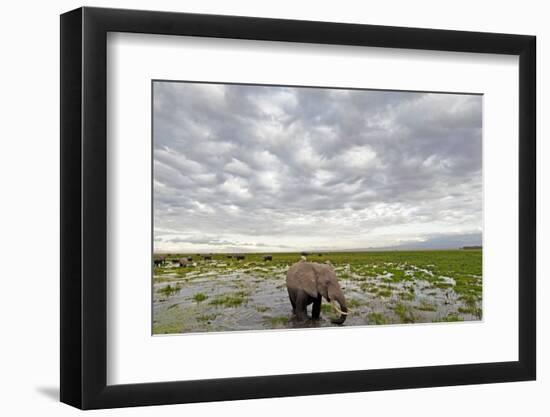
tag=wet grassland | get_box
[153,250,482,334]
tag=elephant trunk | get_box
[330,297,348,325]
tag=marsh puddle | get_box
[153,261,482,334]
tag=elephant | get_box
[153,255,165,267]
[178,258,189,267]
[286,259,348,325]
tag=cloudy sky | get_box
[153,81,482,253]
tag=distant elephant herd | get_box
[153,253,278,267]
[153,253,252,267]
[153,253,348,325]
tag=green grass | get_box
[209,291,249,307]
[197,314,217,323]
[359,283,379,293]
[416,302,437,312]
[321,304,333,313]
[393,303,416,323]
[432,282,454,290]
[377,288,393,298]
[367,312,387,325]
[265,316,289,326]
[347,298,363,308]
[435,313,464,322]
[156,283,182,297]
[192,292,207,303]
[153,323,182,334]
[154,249,481,275]
[153,266,166,275]
[399,291,415,301]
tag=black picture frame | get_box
[60,6,536,410]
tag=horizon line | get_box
[153,246,482,255]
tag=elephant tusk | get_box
[331,300,349,315]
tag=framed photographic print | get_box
[60,6,536,409]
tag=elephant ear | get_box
[313,263,335,300]
[294,263,319,298]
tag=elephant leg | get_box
[287,287,297,313]
[294,290,309,321]
[311,296,322,320]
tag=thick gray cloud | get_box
[153,81,482,253]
